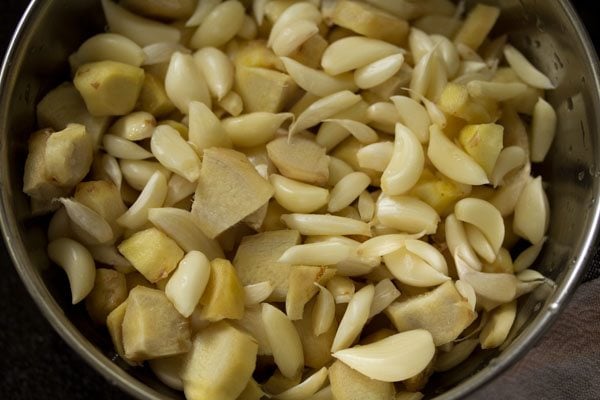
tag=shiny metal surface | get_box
[0,1,599,399]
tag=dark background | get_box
[0,1,598,399]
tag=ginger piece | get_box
[199,258,245,321]
[136,72,175,117]
[74,60,145,116]
[118,227,184,282]
[181,321,258,400]
[267,135,329,187]
[385,281,476,346]
[233,229,301,302]
[331,1,409,46]
[45,123,94,187]
[286,266,336,320]
[459,123,504,176]
[329,360,395,400]
[288,34,328,69]
[122,286,191,361]
[23,128,69,203]
[36,82,111,147]
[191,148,274,239]
[454,4,500,50]
[74,180,127,238]
[85,268,127,325]
[235,66,299,113]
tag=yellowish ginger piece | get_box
[233,229,301,302]
[331,0,409,46]
[267,135,330,187]
[191,147,274,239]
[235,65,300,113]
[410,169,471,217]
[329,359,396,400]
[181,321,258,400]
[118,227,184,282]
[458,123,504,176]
[199,258,245,321]
[122,286,191,361]
[85,268,127,325]
[438,83,493,124]
[136,72,175,117]
[74,60,145,116]
[286,266,336,320]
[45,123,94,187]
[454,4,500,50]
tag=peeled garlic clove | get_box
[142,42,190,66]
[151,125,202,183]
[281,57,357,97]
[410,48,436,100]
[366,102,400,133]
[368,279,401,318]
[117,171,167,230]
[275,367,329,400]
[381,123,424,195]
[186,0,220,27]
[272,19,319,57]
[278,241,353,266]
[120,160,171,192]
[454,280,476,311]
[193,47,234,101]
[270,174,329,213]
[48,207,72,241]
[327,276,355,304]
[466,80,528,101]
[384,247,450,287]
[454,250,518,303]
[165,52,211,114]
[223,112,293,148]
[147,207,224,260]
[530,97,557,163]
[218,91,243,117]
[244,281,274,306]
[73,33,144,68]
[101,0,180,47]
[103,134,152,160]
[328,172,371,213]
[328,157,354,187]
[480,300,517,349]
[98,153,122,189]
[87,244,133,274]
[165,251,211,318]
[513,237,546,272]
[430,34,460,78]
[188,101,232,151]
[409,28,434,65]
[489,163,531,217]
[290,91,361,136]
[321,36,402,76]
[490,146,527,187]
[331,284,375,352]
[149,355,184,391]
[390,96,431,143]
[313,283,335,336]
[513,176,549,244]
[404,239,448,275]
[324,119,378,145]
[354,53,405,89]
[445,214,481,271]
[465,224,497,264]
[165,174,197,207]
[376,194,440,234]
[357,233,423,259]
[59,198,114,245]
[190,0,246,49]
[434,338,479,372]
[503,44,555,89]
[358,191,375,222]
[333,329,435,382]
[455,197,504,255]
[281,214,372,237]
[262,303,304,379]
[47,238,96,304]
[356,142,394,172]
[268,2,322,47]
[428,125,489,185]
